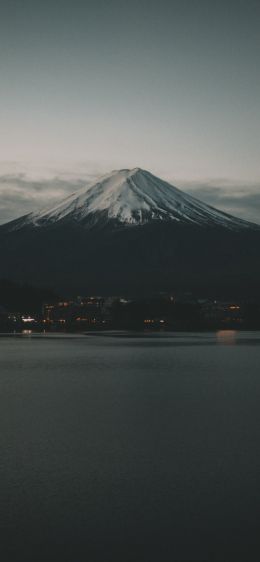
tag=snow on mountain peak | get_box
[10,168,258,230]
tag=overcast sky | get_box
[0,0,259,223]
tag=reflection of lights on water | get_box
[22,329,32,335]
[216,330,237,345]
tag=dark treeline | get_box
[0,279,59,314]
[110,297,260,331]
[1,279,260,331]
[111,298,200,330]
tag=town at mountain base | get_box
[0,168,260,297]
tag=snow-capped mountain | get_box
[1,167,260,296]
[7,168,258,231]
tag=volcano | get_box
[0,168,260,296]
[5,168,257,231]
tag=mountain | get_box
[5,168,257,231]
[1,168,260,297]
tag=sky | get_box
[0,0,259,223]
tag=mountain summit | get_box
[1,168,260,296]
[7,168,257,231]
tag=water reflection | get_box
[22,329,32,336]
[216,329,237,345]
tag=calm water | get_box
[1,331,260,561]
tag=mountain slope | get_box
[1,168,260,296]
[5,168,258,231]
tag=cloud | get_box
[178,179,260,225]
[0,173,94,224]
[0,161,112,224]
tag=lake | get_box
[0,331,260,561]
